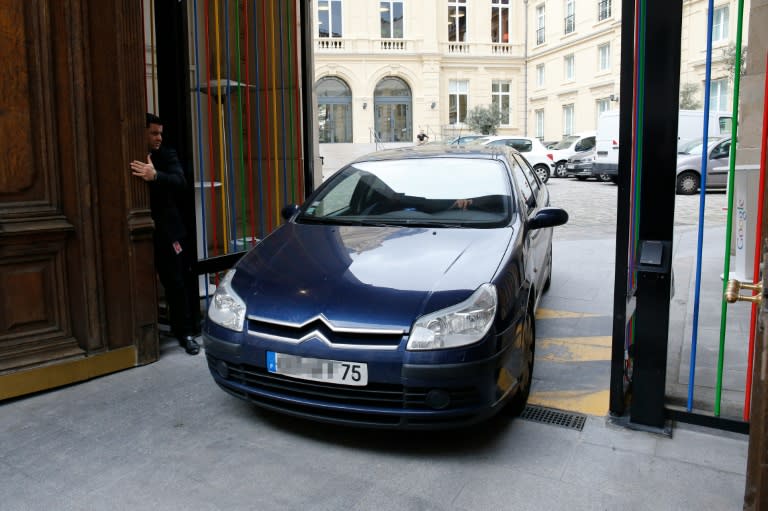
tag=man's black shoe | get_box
[179,335,200,355]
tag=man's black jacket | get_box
[148,146,187,247]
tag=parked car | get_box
[469,136,554,183]
[544,140,559,149]
[675,137,731,194]
[204,145,568,429]
[550,132,597,178]
[564,148,610,181]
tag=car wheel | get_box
[598,173,612,182]
[555,161,568,178]
[508,307,535,416]
[534,165,550,183]
[676,171,700,195]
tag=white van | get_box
[592,110,731,181]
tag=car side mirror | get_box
[281,204,300,220]
[528,207,569,230]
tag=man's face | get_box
[146,122,163,151]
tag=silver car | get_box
[675,137,731,195]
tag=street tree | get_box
[465,105,504,135]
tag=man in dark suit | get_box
[130,113,200,355]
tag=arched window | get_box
[373,77,412,142]
[317,77,352,143]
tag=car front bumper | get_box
[203,331,511,430]
[565,162,593,177]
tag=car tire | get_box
[534,164,550,183]
[597,173,612,182]
[508,307,535,417]
[555,161,568,178]
[676,171,700,195]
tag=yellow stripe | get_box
[535,308,601,319]
[538,338,611,363]
[529,389,609,416]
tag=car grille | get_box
[206,354,483,412]
[247,317,404,349]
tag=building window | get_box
[318,0,343,38]
[449,79,469,124]
[563,104,574,135]
[564,54,575,81]
[317,76,353,143]
[492,80,512,125]
[598,43,610,71]
[712,6,729,43]
[710,78,729,111]
[535,109,545,139]
[598,0,611,21]
[564,0,575,34]
[380,1,404,38]
[536,4,546,44]
[536,64,545,87]
[491,0,511,43]
[596,98,611,124]
[448,0,467,42]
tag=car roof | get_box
[347,143,519,164]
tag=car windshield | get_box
[553,136,579,150]
[298,157,513,228]
[678,137,719,154]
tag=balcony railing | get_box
[491,43,514,56]
[379,39,407,51]
[536,27,545,45]
[564,14,575,34]
[447,42,470,54]
[317,37,346,50]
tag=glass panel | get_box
[317,77,351,97]
[393,2,403,38]
[375,77,411,96]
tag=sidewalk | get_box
[0,337,748,510]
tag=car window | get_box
[575,137,595,152]
[508,139,533,152]
[711,140,730,159]
[301,157,513,227]
[553,135,579,150]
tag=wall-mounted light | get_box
[430,102,436,109]
[610,94,619,102]
[362,102,368,109]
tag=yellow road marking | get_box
[529,389,609,416]
[535,308,601,319]
[537,336,612,363]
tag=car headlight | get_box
[407,283,497,351]
[207,269,246,331]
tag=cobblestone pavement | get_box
[545,177,729,240]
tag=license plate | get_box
[266,352,368,386]
[566,164,575,169]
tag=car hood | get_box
[232,223,515,330]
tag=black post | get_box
[609,0,638,417]
[629,0,683,429]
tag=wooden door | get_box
[0,0,157,399]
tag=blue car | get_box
[203,145,568,429]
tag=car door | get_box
[511,154,550,295]
[706,140,731,188]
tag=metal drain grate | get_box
[520,405,587,431]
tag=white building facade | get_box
[312,0,747,144]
